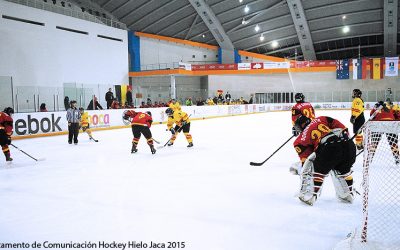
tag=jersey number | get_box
[311,124,331,141]
[302,108,315,119]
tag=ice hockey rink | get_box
[0,110,365,250]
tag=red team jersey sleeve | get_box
[0,112,13,135]
[293,116,346,163]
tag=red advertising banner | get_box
[251,62,264,69]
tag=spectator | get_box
[140,101,147,108]
[185,97,193,106]
[124,102,133,109]
[105,88,114,109]
[64,96,70,111]
[249,94,254,104]
[225,91,231,103]
[196,98,204,106]
[111,98,120,109]
[217,93,224,103]
[87,96,103,110]
[40,103,48,112]
[213,96,218,105]
[146,98,152,106]
[126,88,133,107]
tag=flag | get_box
[385,57,399,77]
[336,59,349,79]
[370,58,384,79]
[352,58,367,79]
[121,85,127,105]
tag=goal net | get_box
[335,121,400,250]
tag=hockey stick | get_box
[158,114,192,149]
[356,150,364,157]
[10,144,45,161]
[158,127,184,149]
[152,138,160,144]
[250,135,295,166]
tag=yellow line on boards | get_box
[11,112,266,140]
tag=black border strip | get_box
[97,34,123,42]
[56,26,88,35]
[2,15,45,26]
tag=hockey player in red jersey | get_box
[291,93,315,136]
[123,110,156,154]
[0,107,14,162]
[368,101,399,164]
[293,115,356,206]
[289,93,316,175]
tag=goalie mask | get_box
[352,89,362,98]
[294,93,305,103]
[294,115,311,132]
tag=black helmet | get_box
[3,107,14,115]
[294,115,311,132]
[165,108,174,116]
[295,93,305,103]
[146,111,152,117]
[79,107,84,111]
[352,89,362,98]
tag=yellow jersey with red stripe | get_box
[80,112,90,127]
[167,111,190,130]
[351,97,364,117]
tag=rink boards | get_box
[11,102,375,139]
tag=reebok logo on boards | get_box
[15,114,62,135]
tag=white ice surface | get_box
[0,110,364,250]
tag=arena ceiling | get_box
[91,0,397,61]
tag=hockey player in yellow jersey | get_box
[79,108,98,142]
[165,108,193,147]
[168,99,181,111]
[350,89,365,150]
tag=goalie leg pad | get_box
[289,161,302,175]
[331,170,354,203]
[298,153,326,206]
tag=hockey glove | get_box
[292,126,300,136]
[169,128,176,135]
[350,116,356,124]
[181,120,188,126]
[123,115,130,121]
[6,137,11,145]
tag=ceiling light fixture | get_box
[202,34,206,38]
[271,40,279,48]
[239,0,243,3]
[343,26,350,33]
[255,24,260,32]
[260,35,264,41]
[342,15,346,19]
[244,5,249,13]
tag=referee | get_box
[66,100,81,145]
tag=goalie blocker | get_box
[293,115,356,206]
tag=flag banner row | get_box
[336,57,399,80]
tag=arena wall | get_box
[0,0,128,86]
